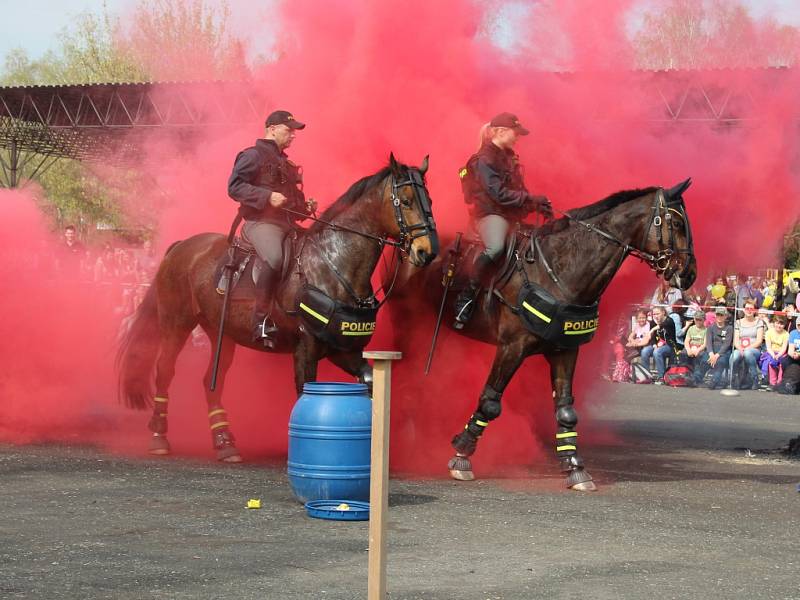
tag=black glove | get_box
[527,194,553,219]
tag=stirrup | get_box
[453,298,474,329]
[255,316,278,348]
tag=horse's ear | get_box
[667,178,692,199]
[419,155,429,175]
[389,152,400,174]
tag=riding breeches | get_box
[242,220,288,270]
[476,214,511,261]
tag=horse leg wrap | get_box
[554,401,580,465]
[208,407,236,450]
[451,386,502,456]
[148,396,169,434]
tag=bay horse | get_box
[393,180,696,490]
[118,154,438,462]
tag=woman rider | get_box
[453,112,554,328]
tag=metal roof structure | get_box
[0,69,797,188]
[0,80,267,187]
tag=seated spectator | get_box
[670,303,687,347]
[626,309,654,361]
[705,306,733,390]
[679,308,708,386]
[784,316,800,370]
[730,298,766,390]
[640,306,680,385]
[762,314,789,387]
[785,304,797,333]
[651,280,682,314]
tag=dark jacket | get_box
[227,139,309,226]
[461,142,531,220]
[706,323,733,355]
[649,317,679,351]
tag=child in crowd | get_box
[762,314,789,387]
[680,308,708,386]
[626,309,653,359]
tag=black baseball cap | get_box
[265,110,305,130]
[490,112,529,135]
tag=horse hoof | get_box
[148,435,170,455]
[216,446,242,463]
[570,480,597,492]
[449,469,475,481]
[447,455,474,481]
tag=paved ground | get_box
[1,383,799,600]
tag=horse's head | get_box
[640,178,696,290]
[382,153,439,267]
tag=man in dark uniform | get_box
[227,110,314,347]
[453,112,553,327]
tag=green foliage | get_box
[0,1,246,239]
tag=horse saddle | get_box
[445,229,519,293]
[214,232,297,301]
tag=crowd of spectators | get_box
[609,274,800,393]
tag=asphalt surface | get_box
[2,383,799,600]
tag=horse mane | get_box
[535,186,659,235]
[311,165,394,232]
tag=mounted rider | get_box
[227,110,316,348]
[453,112,554,328]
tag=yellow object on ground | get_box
[246,499,262,509]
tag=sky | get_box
[1,0,799,66]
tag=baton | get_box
[425,232,463,375]
[210,263,233,392]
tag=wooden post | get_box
[363,350,402,600]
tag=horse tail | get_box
[116,280,161,410]
[116,241,181,410]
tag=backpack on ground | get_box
[664,364,693,387]
[631,362,653,384]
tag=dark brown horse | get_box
[118,155,438,462]
[393,180,696,490]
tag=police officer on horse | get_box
[227,110,315,347]
[453,112,554,327]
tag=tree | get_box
[632,0,800,70]
[0,1,248,237]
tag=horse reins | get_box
[292,169,437,308]
[548,188,694,279]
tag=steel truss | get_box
[0,81,267,187]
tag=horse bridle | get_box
[560,188,694,280]
[388,168,439,257]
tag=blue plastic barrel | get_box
[288,382,372,503]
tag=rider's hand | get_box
[305,198,318,214]
[269,192,288,208]
[528,194,554,220]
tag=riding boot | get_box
[453,253,495,329]
[252,264,280,348]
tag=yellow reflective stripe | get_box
[522,301,551,323]
[153,396,168,403]
[210,421,230,430]
[476,420,488,427]
[300,303,329,324]
[208,409,227,419]
[564,327,597,335]
[556,445,577,452]
[342,331,374,336]
[555,431,577,439]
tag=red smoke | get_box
[2,1,798,477]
